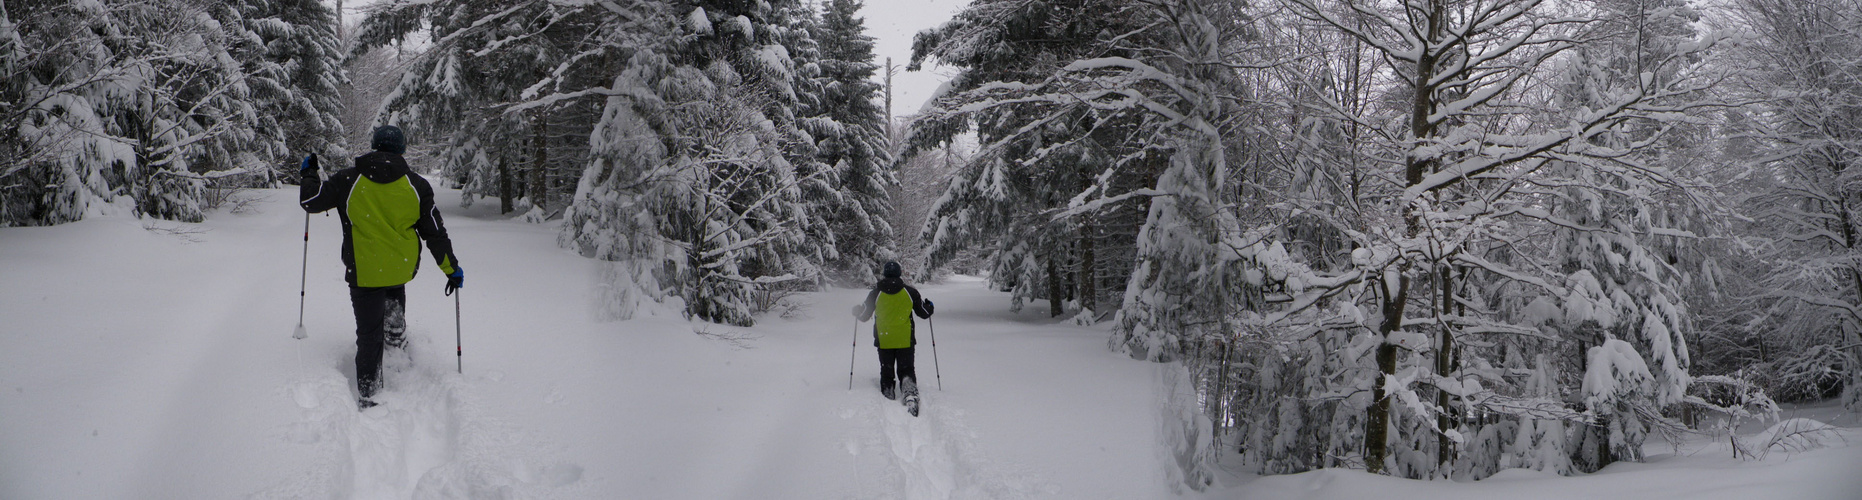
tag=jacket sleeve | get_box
[409,175,460,274]
[907,286,933,318]
[856,288,879,322]
[299,170,350,214]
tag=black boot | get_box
[357,372,381,411]
[384,297,407,349]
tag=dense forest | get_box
[4,0,1859,489]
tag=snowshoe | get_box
[904,393,919,417]
[385,334,407,350]
[358,397,378,411]
[882,386,897,401]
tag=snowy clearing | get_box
[1,188,1858,499]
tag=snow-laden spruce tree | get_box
[227,0,347,169]
[804,0,896,280]
[1525,0,1715,470]
[352,0,871,325]
[908,0,1171,321]
[551,0,828,325]
[910,0,1254,488]
[352,0,601,216]
[2,0,338,225]
[0,1,129,226]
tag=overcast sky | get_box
[856,0,967,119]
[334,0,965,120]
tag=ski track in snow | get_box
[258,333,583,499]
[879,396,961,498]
[841,383,1051,499]
[345,342,461,499]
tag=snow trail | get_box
[269,327,581,499]
[840,382,1054,500]
[346,339,463,499]
[0,188,1154,498]
[879,393,962,498]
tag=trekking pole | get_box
[929,317,942,390]
[847,318,859,391]
[293,212,310,340]
[450,286,463,374]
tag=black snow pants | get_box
[878,347,917,398]
[350,285,406,398]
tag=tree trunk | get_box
[1080,217,1097,314]
[131,94,153,218]
[884,58,895,141]
[499,155,513,214]
[1064,253,1077,303]
[1436,265,1457,471]
[1369,0,1443,475]
[531,115,548,211]
[1049,256,1064,317]
[1833,189,1861,390]
[1367,272,1408,475]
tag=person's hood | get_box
[355,151,410,184]
[877,276,905,294]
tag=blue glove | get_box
[300,154,318,177]
[923,299,935,316]
[445,265,464,295]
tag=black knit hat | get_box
[883,261,902,278]
[371,125,406,155]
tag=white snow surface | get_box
[0,188,1163,499]
[1,187,1858,499]
[1196,400,1862,500]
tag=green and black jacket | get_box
[300,151,459,288]
[855,277,933,349]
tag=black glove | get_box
[923,299,935,316]
[445,265,464,295]
[299,154,318,178]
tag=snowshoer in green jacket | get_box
[852,261,934,403]
[300,125,463,409]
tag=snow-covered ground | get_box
[1197,400,1862,500]
[1,187,1858,499]
[0,188,1164,499]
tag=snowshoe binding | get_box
[358,397,378,411]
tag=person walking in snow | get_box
[851,261,934,406]
[300,125,464,409]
